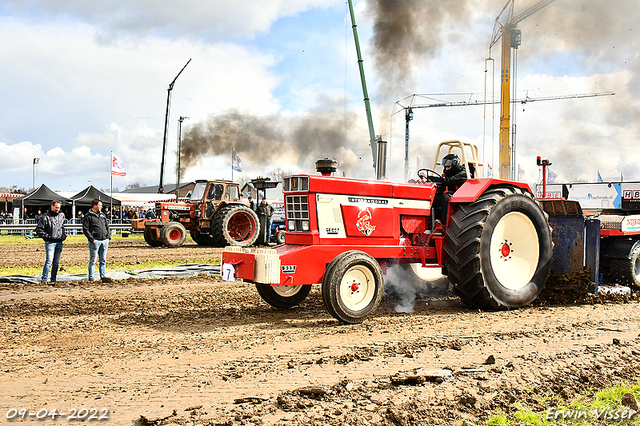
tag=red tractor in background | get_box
[133,179,260,248]
[223,141,555,323]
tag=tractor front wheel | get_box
[160,222,187,248]
[444,186,553,310]
[256,284,312,309]
[322,251,384,324]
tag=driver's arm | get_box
[443,169,467,187]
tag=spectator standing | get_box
[35,200,67,285]
[257,199,274,242]
[248,196,255,211]
[146,208,156,219]
[82,199,112,282]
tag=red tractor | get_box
[134,179,260,248]
[222,141,554,323]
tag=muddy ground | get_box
[0,239,221,270]
[2,241,640,425]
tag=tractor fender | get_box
[600,237,640,260]
[449,178,533,204]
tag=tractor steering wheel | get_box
[417,168,443,184]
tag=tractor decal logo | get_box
[356,208,376,236]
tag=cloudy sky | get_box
[0,0,638,194]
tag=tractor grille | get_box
[286,195,309,232]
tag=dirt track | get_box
[0,239,223,270]
[2,256,640,426]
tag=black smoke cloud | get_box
[368,0,471,101]
[180,106,368,176]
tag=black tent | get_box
[70,185,121,208]
[12,184,71,220]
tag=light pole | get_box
[176,116,189,202]
[32,158,40,191]
[159,59,192,194]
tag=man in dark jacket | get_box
[82,199,112,282]
[35,200,66,285]
[257,199,275,242]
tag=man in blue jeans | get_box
[82,199,112,282]
[35,199,66,285]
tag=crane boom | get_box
[489,0,557,179]
[394,92,615,111]
[393,91,615,180]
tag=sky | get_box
[1,0,639,195]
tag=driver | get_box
[428,153,468,227]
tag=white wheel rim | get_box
[339,265,376,311]
[489,212,539,291]
[273,285,302,297]
[634,257,640,281]
[409,263,445,281]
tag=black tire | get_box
[212,205,260,247]
[160,222,187,248]
[444,186,553,310]
[275,229,286,245]
[144,227,163,247]
[609,242,640,288]
[190,231,216,246]
[322,251,384,324]
[255,284,312,309]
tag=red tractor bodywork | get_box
[223,175,531,286]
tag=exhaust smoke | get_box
[384,264,451,313]
[179,107,367,176]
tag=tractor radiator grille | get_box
[286,195,309,232]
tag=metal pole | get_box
[159,59,191,193]
[176,116,188,202]
[404,108,413,182]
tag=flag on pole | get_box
[487,163,493,178]
[547,169,558,184]
[232,149,242,172]
[111,154,126,176]
[597,171,604,183]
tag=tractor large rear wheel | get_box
[161,222,187,248]
[143,227,163,247]
[190,231,216,246]
[212,205,260,247]
[444,186,553,310]
[322,251,384,324]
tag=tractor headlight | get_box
[301,221,310,231]
[288,221,295,231]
